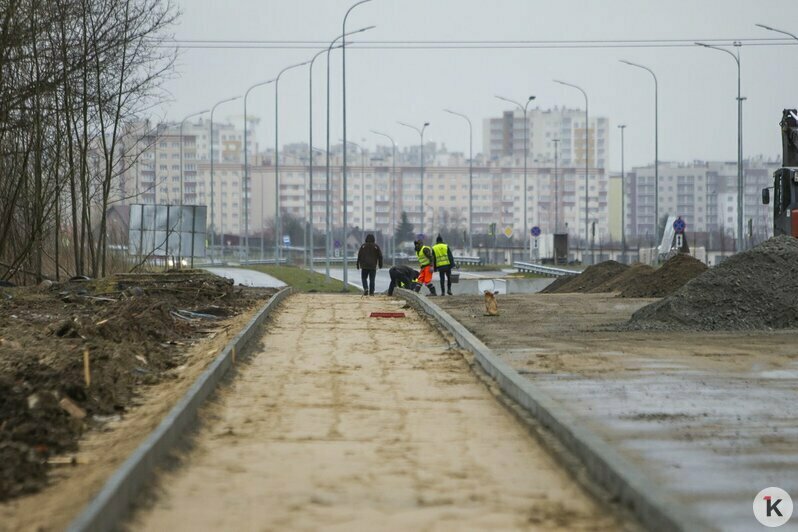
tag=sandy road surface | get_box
[130,294,625,531]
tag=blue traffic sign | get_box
[673,218,686,233]
[334,239,341,248]
[531,226,541,237]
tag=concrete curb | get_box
[67,286,293,532]
[398,289,711,532]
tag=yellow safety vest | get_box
[432,243,450,267]
[417,246,432,267]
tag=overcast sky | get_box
[160,0,798,171]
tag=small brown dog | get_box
[483,290,499,316]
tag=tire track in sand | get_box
[129,294,626,531]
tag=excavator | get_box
[763,109,798,237]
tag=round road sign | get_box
[673,218,686,233]
[531,226,541,237]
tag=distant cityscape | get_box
[115,106,778,255]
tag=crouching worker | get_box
[414,239,437,296]
[387,265,420,296]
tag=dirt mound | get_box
[545,261,628,293]
[540,275,574,293]
[0,271,274,501]
[588,263,655,293]
[629,236,798,330]
[619,254,707,298]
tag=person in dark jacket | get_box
[387,265,420,296]
[432,234,456,296]
[356,234,383,295]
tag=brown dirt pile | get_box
[588,263,655,293]
[618,254,707,298]
[542,261,628,293]
[0,271,273,501]
[629,236,798,330]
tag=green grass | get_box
[241,265,346,293]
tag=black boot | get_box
[428,284,437,296]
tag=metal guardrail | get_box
[513,261,581,277]
[454,256,482,265]
[310,256,357,264]
[196,258,288,267]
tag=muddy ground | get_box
[437,293,798,530]
[0,271,274,505]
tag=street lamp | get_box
[274,60,309,263]
[495,95,535,259]
[619,59,658,248]
[443,109,474,253]
[243,80,274,264]
[180,109,209,204]
[210,95,240,263]
[342,139,367,243]
[398,121,430,237]
[553,80,589,262]
[341,0,373,291]
[371,129,397,265]
[756,23,798,41]
[553,138,560,233]
[695,41,744,253]
[618,124,627,263]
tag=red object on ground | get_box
[369,312,406,318]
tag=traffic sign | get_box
[531,226,541,237]
[282,235,291,246]
[503,226,513,238]
[334,239,341,249]
[673,217,686,234]
[416,233,426,242]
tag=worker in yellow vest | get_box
[413,239,437,296]
[432,235,456,296]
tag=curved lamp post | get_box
[210,95,240,263]
[274,61,309,263]
[495,95,535,259]
[443,109,474,253]
[695,41,744,253]
[243,80,274,263]
[341,0,373,291]
[553,80,589,261]
[371,129,397,264]
[398,121,430,238]
[619,59,658,247]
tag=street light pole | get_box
[554,80,589,263]
[695,41,744,253]
[341,0,373,292]
[210,95,240,263]
[553,138,560,233]
[443,109,473,252]
[180,109,209,204]
[618,124,627,264]
[619,60,658,248]
[371,129,397,265]
[342,139,367,242]
[496,95,535,259]
[398,121,430,237]
[274,61,309,264]
[243,80,274,264]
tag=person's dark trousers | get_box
[438,265,452,295]
[361,268,377,295]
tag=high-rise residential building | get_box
[483,106,610,169]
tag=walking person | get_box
[356,234,383,296]
[432,234,456,296]
[413,239,437,296]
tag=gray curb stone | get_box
[398,288,712,532]
[68,286,293,532]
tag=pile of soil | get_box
[629,236,798,330]
[542,261,628,293]
[618,254,708,298]
[588,263,655,293]
[0,271,274,501]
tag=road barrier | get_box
[513,261,580,277]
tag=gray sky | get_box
[162,0,798,171]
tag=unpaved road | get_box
[130,294,626,531]
[438,293,798,531]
